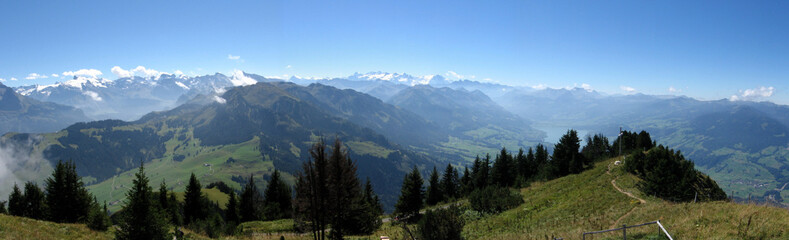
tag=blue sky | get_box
[1,1,788,103]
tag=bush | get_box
[469,186,523,214]
[418,206,464,240]
[86,202,110,231]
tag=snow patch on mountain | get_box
[230,70,257,86]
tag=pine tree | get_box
[225,191,239,225]
[8,183,23,216]
[263,169,292,220]
[524,148,536,180]
[183,172,205,225]
[45,160,92,223]
[394,166,424,221]
[158,180,169,211]
[0,200,6,214]
[358,178,383,234]
[23,181,46,220]
[295,139,330,240]
[115,162,169,240]
[87,198,110,231]
[460,166,472,196]
[440,164,459,200]
[240,174,263,222]
[492,147,515,187]
[168,191,182,226]
[326,138,365,239]
[534,144,550,180]
[426,166,443,206]
[552,129,586,177]
[515,148,527,183]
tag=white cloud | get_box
[63,69,103,78]
[25,73,48,80]
[286,65,292,69]
[668,86,681,93]
[82,90,103,101]
[532,84,548,90]
[213,95,227,104]
[230,70,257,86]
[0,78,5,82]
[730,86,774,102]
[10,77,17,81]
[111,66,132,78]
[620,86,636,93]
[228,54,241,60]
[111,66,169,79]
[50,74,59,78]
[174,70,184,76]
[577,83,593,92]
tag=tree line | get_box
[2,160,110,231]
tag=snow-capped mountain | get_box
[14,71,265,121]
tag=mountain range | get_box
[0,82,88,134]
[3,71,788,207]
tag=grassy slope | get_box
[463,157,789,239]
[0,214,113,240]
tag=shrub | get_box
[469,186,523,214]
[418,206,464,240]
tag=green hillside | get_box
[0,214,113,240]
[459,157,789,239]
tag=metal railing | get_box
[582,220,673,240]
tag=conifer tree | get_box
[326,138,366,239]
[295,140,329,240]
[115,162,168,240]
[240,174,263,222]
[492,147,515,187]
[426,166,443,206]
[515,148,527,183]
[87,198,110,231]
[183,173,205,225]
[440,164,459,200]
[460,166,472,196]
[45,160,92,223]
[0,200,6,214]
[551,130,585,178]
[225,191,239,225]
[394,166,424,221]
[263,170,292,220]
[158,180,169,211]
[168,191,182,226]
[357,178,383,234]
[8,183,23,217]
[23,181,46,220]
[524,148,536,180]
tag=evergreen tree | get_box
[394,166,424,221]
[115,162,169,240]
[473,155,491,189]
[0,200,6,214]
[87,199,110,231]
[23,181,46,220]
[225,191,240,225]
[295,140,330,240]
[551,129,586,177]
[239,174,263,222]
[425,166,443,206]
[158,180,169,211]
[8,183,23,216]
[581,134,611,162]
[168,191,182,226]
[525,147,536,180]
[515,148,528,183]
[326,138,365,239]
[263,169,292,220]
[45,160,92,223]
[492,147,515,187]
[358,178,383,234]
[183,173,206,225]
[440,164,460,200]
[460,167,472,196]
